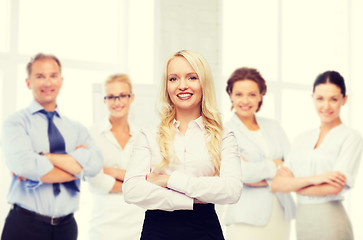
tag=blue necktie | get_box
[40,110,80,196]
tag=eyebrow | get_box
[315,94,341,97]
[107,92,131,95]
[168,72,197,77]
[186,72,197,75]
[34,72,59,75]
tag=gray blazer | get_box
[224,113,295,226]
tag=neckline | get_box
[313,123,344,150]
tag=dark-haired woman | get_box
[272,70,363,240]
[224,67,295,240]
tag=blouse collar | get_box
[173,116,204,130]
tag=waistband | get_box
[146,203,216,216]
[12,204,74,226]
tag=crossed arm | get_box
[241,157,283,187]
[41,144,88,183]
[145,173,206,204]
[145,157,282,190]
[103,168,126,193]
[271,166,346,196]
[15,145,86,184]
[5,115,102,184]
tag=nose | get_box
[44,77,52,86]
[322,100,330,109]
[178,78,188,91]
[114,96,121,103]
[241,95,249,104]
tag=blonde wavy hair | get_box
[104,74,133,94]
[157,50,223,175]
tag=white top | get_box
[123,116,243,211]
[249,129,271,159]
[224,114,295,226]
[87,118,145,240]
[286,123,363,205]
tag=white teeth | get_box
[178,93,192,97]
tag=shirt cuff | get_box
[170,190,194,210]
[37,155,55,180]
[26,179,42,189]
[88,174,116,194]
[167,171,188,194]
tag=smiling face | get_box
[104,81,134,120]
[26,58,63,111]
[230,79,262,120]
[313,83,347,126]
[166,56,202,118]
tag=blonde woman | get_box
[123,50,242,240]
[87,74,144,240]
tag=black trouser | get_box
[141,204,225,240]
[1,206,77,240]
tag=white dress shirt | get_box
[224,114,295,226]
[87,118,145,240]
[123,116,243,211]
[286,123,363,205]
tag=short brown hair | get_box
[226,67,267,112]
[26,53,62,77]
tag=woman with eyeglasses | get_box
[87,74,145,240]
[123,50,242,240]
[271,71,363,240]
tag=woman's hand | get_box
[146,172,170,188]
[244,180,268,187]
[273,159,283,168]
[312,171,346,188]
[276,166,294,178]
[240,155,247,162]
[75,144,87,150]
[193,198,208,204]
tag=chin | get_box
[321,117,336,124]
[237,111,253,117]
[112,112,124,117]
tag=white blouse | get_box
[123,116,243,211]
[286,123,363,204]
[249,129,271,160]
[87,118,145,240]
[224,114,295,226]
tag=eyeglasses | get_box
[104,94,132,101]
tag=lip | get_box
[177,92,193,100]
[112,106,125,111]
[41,89,54,95]
[238,105,252,111]
[320,111,333,117]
